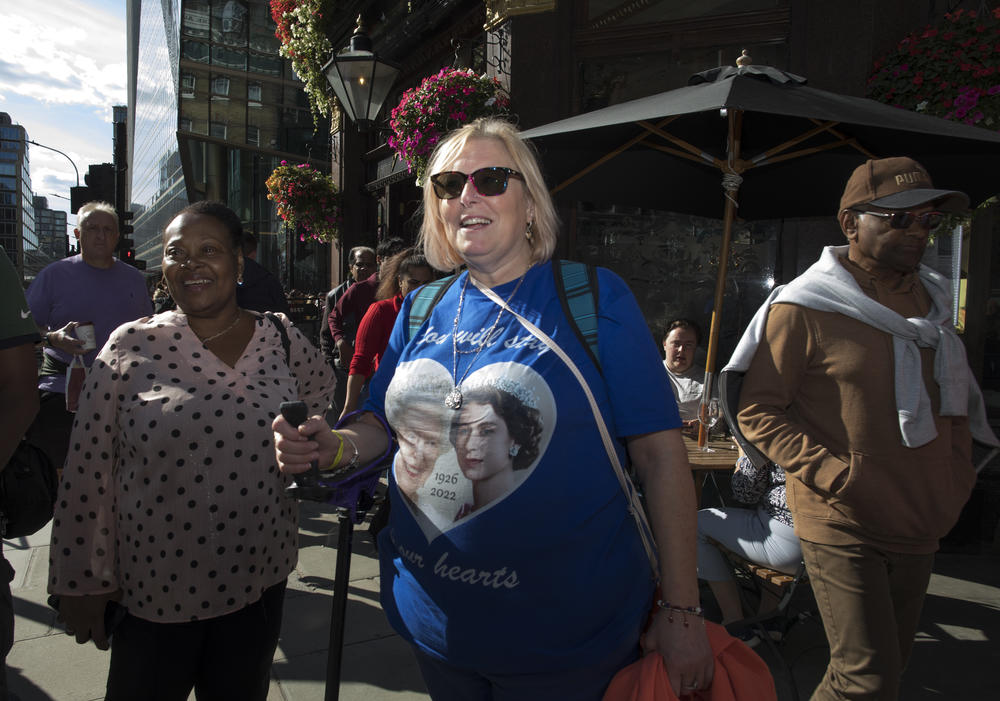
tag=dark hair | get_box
[454,386,543,471]
[173,201,244,252]
[241,232,258,256]
[376,237,406,260]
[376,247,431,300]
[664,318,702,347]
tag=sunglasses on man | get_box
[851,209,945,231]
[429,167,524,200]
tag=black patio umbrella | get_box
[521,55,1000,419]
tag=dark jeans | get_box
[105,580,286,701]
[331,366,348,414]
[25,391,74,474]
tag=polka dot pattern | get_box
[49,311,334,623]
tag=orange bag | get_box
[603,621,777,701]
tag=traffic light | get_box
[70,186,91,214]
[119,210,134,237]
[120,236,135,266]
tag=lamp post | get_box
[27,139,80,186]
[318,35,396,701]
[322,15,400,131]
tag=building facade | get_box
[127,0,329,292]
[32,196,68,262]
[0,112,38,281]
[317,0,999,543]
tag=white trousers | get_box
[696,506,802,581]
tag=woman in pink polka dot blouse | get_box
[48,202,334,701]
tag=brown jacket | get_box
[737,256,974,554]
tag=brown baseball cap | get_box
[839,157,969,213]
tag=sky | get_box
[0,0,128,236]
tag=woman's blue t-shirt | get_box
[365,261,681,674]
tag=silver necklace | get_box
[445,270,528,410]
[195,310,242,345]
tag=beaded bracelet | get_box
[656,600,705,627]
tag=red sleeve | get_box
[349,297,402,376]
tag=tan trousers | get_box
[800,539,934,701]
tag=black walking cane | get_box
[279,401,380,701]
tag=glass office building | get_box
[32,196,68,261]
[128,0,329,290]
[0,112,38,280]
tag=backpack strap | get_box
[405,274,460,343]
[404,263,602,375]
[553,259,601,374]
[264,312,291,365]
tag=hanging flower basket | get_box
[270,0,337,126]
[866,6,1000,130]
[266,161,342,243]
[388,68,512,184]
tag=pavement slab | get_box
[5,506,998,700]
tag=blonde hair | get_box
[418,118,559,272]
[76,201,119,230]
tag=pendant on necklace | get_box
[444,387,463,410]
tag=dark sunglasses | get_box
[852,209,945,231]
[429,167,524,199]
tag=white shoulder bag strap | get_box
[471,277,660,580]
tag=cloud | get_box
[0,1,126,110]
[0,1,127,231]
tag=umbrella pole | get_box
[699,109,743,447]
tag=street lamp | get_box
[322,15,399,131]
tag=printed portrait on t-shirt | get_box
[385,359,556,541]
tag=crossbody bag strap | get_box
[470,277,660,580]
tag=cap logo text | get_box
[895,171,923,185]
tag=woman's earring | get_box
[509,444,520,458]
[237,273,244,286]
[525,220,534,241]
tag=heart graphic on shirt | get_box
[385,358,556,543]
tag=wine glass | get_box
[698,397,721,452]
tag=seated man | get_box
[663,318,704,425]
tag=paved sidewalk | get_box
[5,500,429,701]
[4,500,999,700]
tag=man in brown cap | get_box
[731,157,997,699]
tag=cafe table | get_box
[683,435,738,505]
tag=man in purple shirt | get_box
[26,201,152,471]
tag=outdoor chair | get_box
[710,538,815,701]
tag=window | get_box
[212,76,231,96]
[182,0,210,38]
[211,45,246,70]
[209,122,228,140]
[182,40,210,63]
[248,53,281,76]
[181,73,196,98]
[221,0,248,34]
[179,118,193,132]
[247,82,262,104]
[246,127,260,146]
